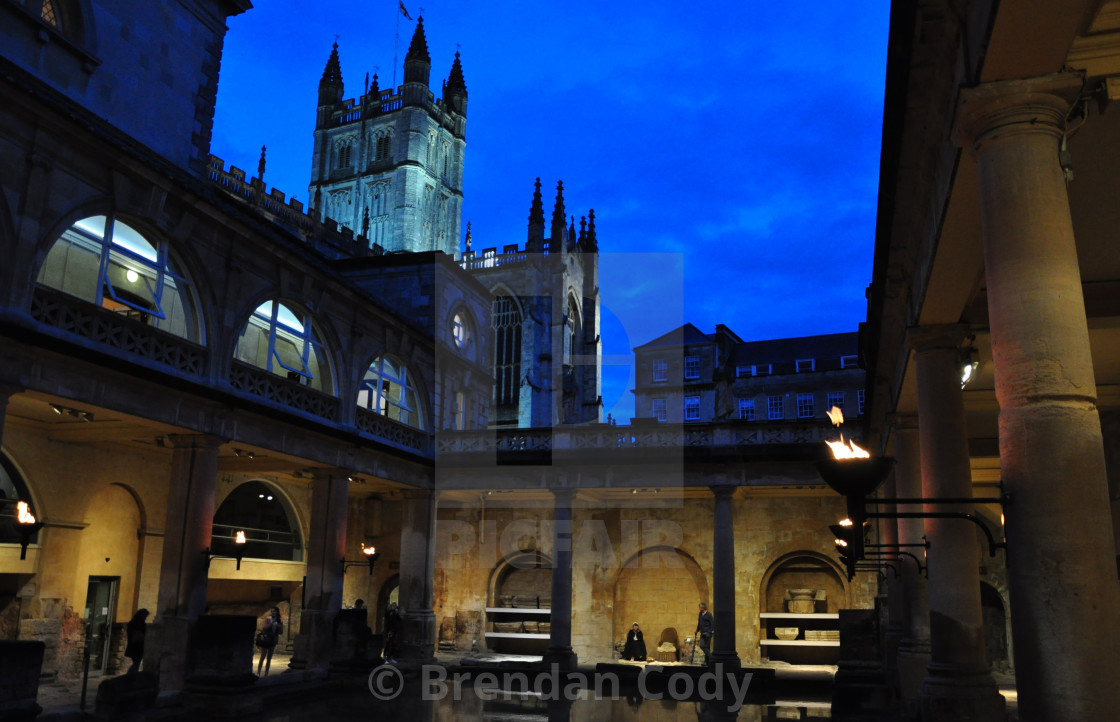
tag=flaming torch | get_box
[16,501,45,561]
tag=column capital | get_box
[905,324,971,354]
[955,73,1082,156]
[550,487,576,503]
[709,484,737,499]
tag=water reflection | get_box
[255,682,830,722]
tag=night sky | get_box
[211,1,890,422]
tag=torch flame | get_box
[234,530,247,544]
[826,435,871,460]
[16,501,36,525]
[826,406,844,427]
[362,544,377,556]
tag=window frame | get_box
[827,391,845,413]
[359,354,424,429]
[795,358,815,373]
[651,358,668,383]
[738,397,755,421]
[767,395,785,421]
[683,395,701,421]
[684,355,700,380]
[652,397,667,422]
[796,392,815,419]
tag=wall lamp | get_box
[49,403,94,422]
[341,543,380,576]
[16,501,44,561]
[960,347,980,388]
[204,530,247,570]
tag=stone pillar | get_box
[708,485,740,670]
[879,473,906,692]
[958,75,1120,720]
[396,488,437,665]
[888,413,931,717]
[543,488,577,669]
[149,434,222,692]
[289,470,349,669]
[907,326,1003,721]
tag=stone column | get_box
[907,326,1003,721]
[149,434,222,692]
[958,75,1120,721]
[396,488,437,665]
[543,487,577,669]
[289,470,349,669]
[708,485,740,670]
[888,413,931,716]
[879,473,906,692]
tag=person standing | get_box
[622,622,646,661]
[124,608,149,674]
[256,607,283,677]
[383,603,401,662]
[695,602,714,662]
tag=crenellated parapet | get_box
[206,155,386,260]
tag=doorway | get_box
[84,577,119,674]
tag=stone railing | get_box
[355,407,431,455]
[30,285,207,376]
[229,361,341,421]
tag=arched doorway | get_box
[614,546,708,661]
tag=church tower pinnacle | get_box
[551,181,567,247]
[403,16,431,87]
[444,50,468,117]
[527,178,545,252]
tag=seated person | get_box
[622,622,647,661]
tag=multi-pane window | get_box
[359,355,423,429]
[841,355,859,369]
[337,140,352,168]
[857,389,866,415]
[652,358,667,382]
[652,398,667,422]
[796,359,815,373]
[738,398,756,421]
[235,300,333,393]
[797,393,815,419]
[452,312,469,349]
[736,365,750,378]
[768,395,785,420]
[827,392,845,413]
[375,135,391,161]
[684,355,700,379]
[37,215,200,341]
[684,395,701,421]
[493,296,522,408]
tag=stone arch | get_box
[211,479,304,562]
[0,449,41,546]
[486,550,553,607]
[758,550,850,615]
[229,295,339,396]
[375,573,400,633]
[357,351,430,430]
[980,579,1012,673]
[74,483,143,618]
[613,546,708,661]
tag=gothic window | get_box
[359,355,424,429]
[376,135,391,161]
[37,215,201,341]
[234,299,334,393]
[337,139,353,168]
[211,481,303,562]
[452,312,470,349]
[564,298,579,367]
[492,296,522,408]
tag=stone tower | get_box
[308,17,466,257]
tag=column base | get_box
[393,610,437,666]
[897,642,931,719]
[287,610,335,670]
[706,652,741,672]
[542,647,578,671]
[920,665,1005,722]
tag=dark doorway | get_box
[84,576,119,674]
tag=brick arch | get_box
[613,546,708,659]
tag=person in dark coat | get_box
[256,607,283,677]
[124,608,149,674]
[696,602,714,661]
[383,603,401,662]
[622,622,647,661]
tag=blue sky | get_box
[211,1,889,422]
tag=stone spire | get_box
[403,16,431,86]
[366,72,380,106]
[318,42,344,106]
[257,145,266,181]
[579,216,587,247]
[569,216,577,251]
[445,50,468,116]
[465,221,472,252]
[527,178,545,251]
[585,209,598,252]
[551,181,567,247]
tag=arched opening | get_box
[211,481,303,562]
[233,299,335,394]
[358,354,424,429]
[981,581,1010,673]
[37,214,202,341]
[614,546,708,662]
[759,551,848,664]
[485,551,552,655]
[0,453,37,641]
[375,574,399,634]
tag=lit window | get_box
[841,355,859,369]
[684,396,701,421]
[652,398,667,422]
[40,0,58,27]
[452,312,470,349]
[235,300,333,392]
[857,389,866,415]
[652,358,667,382]
[37,215,200,341]
[738,398,755,421]
[359,355,424,429]
[827,392,845,412]
[797,393,814,419]
[768,395,784,420]
[796,359,815,373]
[684,356,700,379]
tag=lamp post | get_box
[15,501,44,561]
